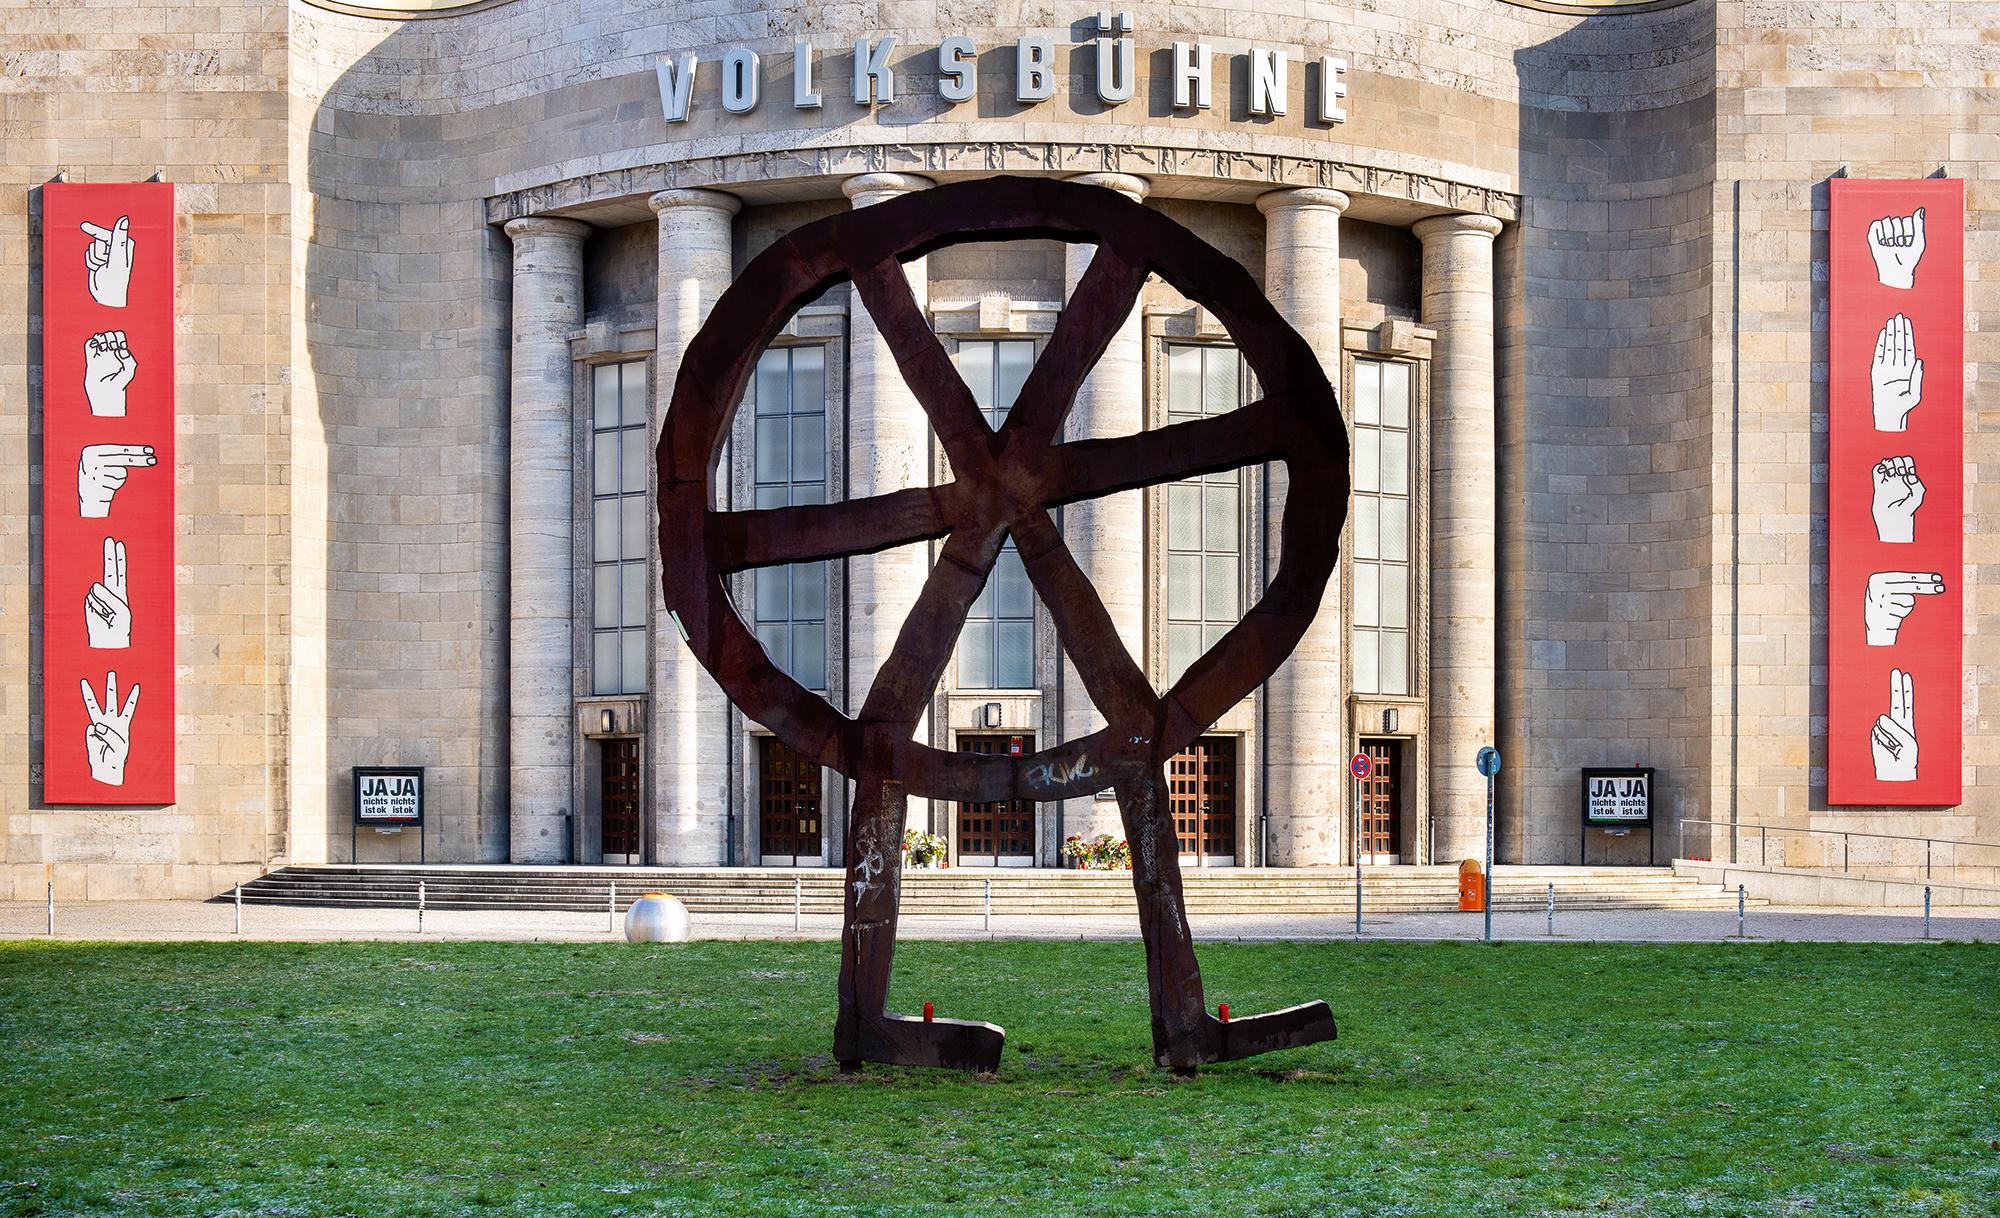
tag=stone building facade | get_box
[1,0,1994,896]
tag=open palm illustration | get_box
[1866,208,1925,290]
[82,216,136,308]
[84,330,137,417]
[80,670,140,786]
[1870,667,1918,783]
[1869,314,1923,432]
[1863,571,1943,646]
[1870,455,1924,543]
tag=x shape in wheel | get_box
[661,176,1347,1073]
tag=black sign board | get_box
[354,766,424,826]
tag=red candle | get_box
[922,1001,934,1022]
[1218,1003,1230,1022]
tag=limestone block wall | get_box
[1704,0,2000,858]
[1497,4,1719,864]
[0,0,293,898]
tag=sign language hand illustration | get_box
[1869,314,1924,432]
[80,670,139,787]
[1870,667,1918,782]
[81,216,136,308]
[1866,207,1925,289]
[85,537,132,650]
[77,443,156,518]
[1870,455,1924,543]
[83,330,137,417]
[1863,570,1944,646]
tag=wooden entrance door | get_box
[1359,738,1402,862]
[1169,736,1238,864]
[758,736,823,865]
[956,734,1036,864]
[600,738,641,862]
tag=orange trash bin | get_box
[1457,858,1485,911]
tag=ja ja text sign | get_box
[354,767,425,826]
[41,183,175,805]
[1581,768,1652,827]
[1828,179,1963,806]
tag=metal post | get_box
[1842,833,1849,873]
[983,877,992,933]
[1483,772,1495,943]
[1736,883,1745,939]
[1546,883,1554,936]
[235,883,242,935]
[1760,824,1767,866]
[794,875,802,932]
[46,879,54,937]
[1925,838,1932,880]
[418,879,426,935]
[1923,885,1931,940]
[609,881,617,934]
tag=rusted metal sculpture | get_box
[659,177,1347,1074]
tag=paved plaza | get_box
[4,898,1991,945]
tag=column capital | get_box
[1256,187,1350,216]
[1066,172,1150,202]
[648,188,742,217]
[502,215,590,243]
[842,172,935,207]
[1412,212,1504,243]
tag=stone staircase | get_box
[232,864,1757,915]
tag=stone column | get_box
[1256,187,1349,866]
[842,173,934,723]
[1058,172,1150,850]
[649,189,740,865]
[1412,212,1504,862]
[503,216,590,863]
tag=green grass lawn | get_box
[2,940,1995,1217]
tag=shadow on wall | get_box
[1502,6,1718,866]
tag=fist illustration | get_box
[1863,570,1943,646]
[80,670,139,787]
[1869,314,1924,432]
[1870,455,1924,544]
[85,537,132,650]
[1866,208,1925,290]
[82,216,136,308]
[84,330,137,417]
[1870,667,1918,783]
[78,443,157,519]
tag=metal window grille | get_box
[1350,358,1413,696]
[750,345,829,690]
[590,360,649,695]
[1163,343,1247,685]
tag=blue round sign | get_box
[1475,746,1501,778]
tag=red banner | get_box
[42,183,176,805]
[1828,178,1962,806]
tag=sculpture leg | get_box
[834,774,1004,1073]
[1118,769,1341,1074]
[1115,772,1212,1072]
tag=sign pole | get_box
[1348,752,1372,937]
[1475,747,1500,944]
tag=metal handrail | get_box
[1681,816,2000,883]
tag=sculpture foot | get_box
[837,1012,1006,1073]
[1156,1000,1338,1071]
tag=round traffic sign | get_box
[1475,746,1501,778]
[1349,753,1372,780]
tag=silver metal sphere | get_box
[624,891,690,942]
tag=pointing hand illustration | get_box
[80,670,139,787]
[84,330,137,417]
[81,216,136,308]
[85,537,132,650]
[1869,314,1923,432]
[1866,207,1925,290]
[1870,667,1918,783]
[1863,570,1943,646]
[1870,455,1924,544]
[78,444,156,519]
